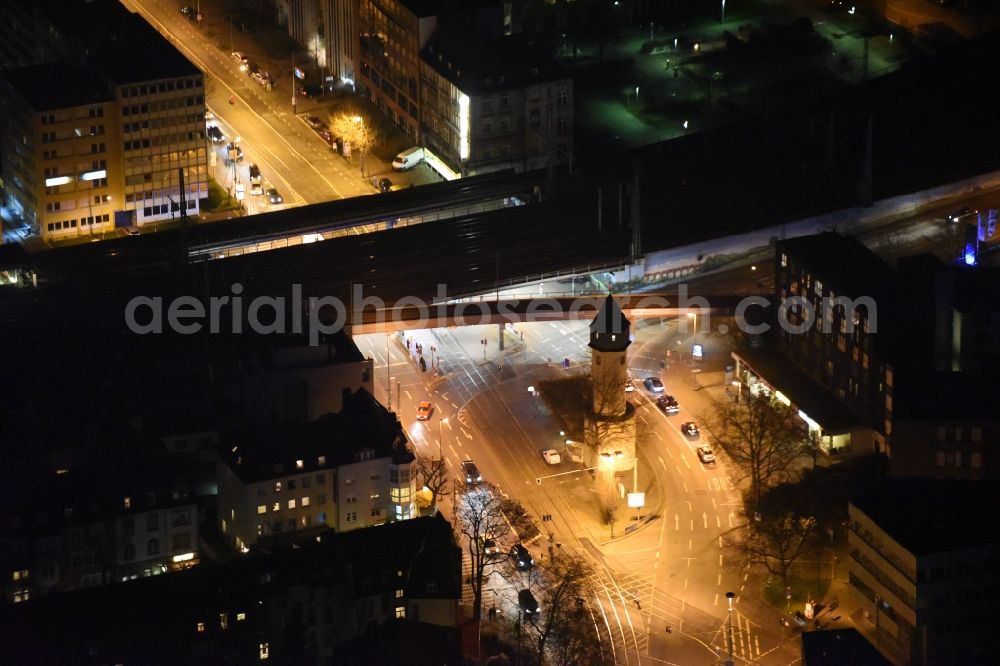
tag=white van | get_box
[392,146,424,171]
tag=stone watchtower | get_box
[585,295,637,480]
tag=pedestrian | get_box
[665,625,672,634]
[635,599,641,610]
[406,338,411,350]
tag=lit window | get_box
[237,612,246,621]
[257,505,266,515]
[395,607,406,619]
[295,459,304,469]
[219,613,228,630]
[272,502,279,512]
[302,497,310,507]
[317,456,326,466]
[274,482,282,493]
[259,642,269,660]
[197,622,205,633]
[124,496,131,509]
[288,499,296,509]
[13,589,29,603]
[396,589,404,598]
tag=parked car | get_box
[656,394,679,414]
[681,422,700,439]
[541,449,561,465]
[511,543,534,571]
[251,70,267,85]
[416,401,434,421]
[643,377,664,393]
[247,62,260,77]
[226,143,243,162]
[231,51,248,65]
[266,188,283,204]
[461,460,482,486]
[124,227,140,236]
[248,163,261,183]
[250,181,263,196]
[297,84,323,97]
[377,177,394,193]
[624,379,635,393]
[206,125,224,143]
[318,130,335,146]
[481,537,500,557]
[696,445,716,464]
[305,115,325,130]
[518,589,539,616]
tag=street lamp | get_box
[722,0,726,23]
[687,311,697,339]
[725,592,736,666]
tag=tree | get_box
[328,111,378,174]
[526,553,604,666]
[703,392,805,508]
[455,484,511,621]
[417,457,449,510]
[724,509,817,588]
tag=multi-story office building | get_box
[358,0,440,140]
[0,65,121,238]
[848,479,1000,664]
[0,0,207,239]
[420,31,572,177]
[734,232,1000,476]
[216,388,417,552]
[324,0,361,87]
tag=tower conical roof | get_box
[589,295,630,351]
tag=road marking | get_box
[442,419,453,430]
[682,481,689,493]
[683,579,688,590]
[717,573,722,585]
[665,448,674,459]
[703,512,708,528]
[719,536,724,548]
[653,430,663,441]
[405,390,412,400]
[658,456,666,470]
[682,455,691,470]
[676,466,683,475]
[714,593,719,606]
[461,428,473,440]
[743,572,749,581]
[719,554,723,566]
[712,498,717,509]
[638,414,648,425]
[729,512,735,528]
[675,514,680,530]
[716,515,722,528]
[451,402,458,409]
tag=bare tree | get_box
[526,553,603,666]
[455,484,511,621]
[417,457,449,510]
[703,392,805,508]
[725,510,817,588]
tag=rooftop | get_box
[222,388,413,483]
[422,31,567,94]
[777,233,895,300]
[801,628,890,665]
[0,63,113,111]
[851,478,1000,556]
[37,0,199,84]
[733,348,865,434]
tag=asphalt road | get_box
[122,0,374,204]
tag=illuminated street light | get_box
[438,416,449,460]
[725,592,736,665]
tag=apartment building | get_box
[848,479,1000,664]
[420,30,572,177]
[216,388,417,552]
[0,0,207,238]
[0,516,463,664]
[0,465,202,604]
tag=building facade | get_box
[420,32,572,177]
[358,0,438,140]
[0,0,208,239]
[216,389,417,552]
[848,479,1000,665]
